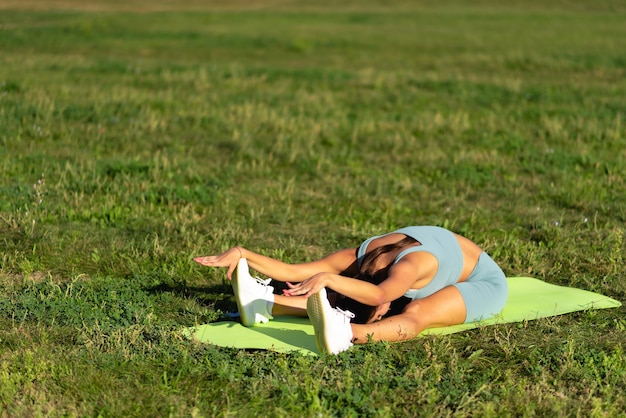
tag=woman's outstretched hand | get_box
[283,272,329,298]
[194,247,243,280]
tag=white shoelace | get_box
[253,276,272,286]
[336,307,355,320]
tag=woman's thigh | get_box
[455,279,508,323]
[402,286,467,329]
[455,253,508,323]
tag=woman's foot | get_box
[307,288,354,354]
[231,258,275,326]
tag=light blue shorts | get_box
[454,252,508,323]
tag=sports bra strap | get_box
[357,235,382,267]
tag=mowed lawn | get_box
[1,0,625,416]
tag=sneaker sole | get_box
[307,290,330,354]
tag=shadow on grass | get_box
[146,282,235,313]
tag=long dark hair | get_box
[336,236,417,323]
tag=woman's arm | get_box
[286,253,436,305]
[194,246,359,282]
[286,273,387,305]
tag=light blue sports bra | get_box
[357,226,464,299]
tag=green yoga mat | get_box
[184,277,621,355]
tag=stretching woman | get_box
[194,226,508,354]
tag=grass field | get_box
[1,0,625,416]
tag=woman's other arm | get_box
[194,246,358,282]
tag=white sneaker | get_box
[307,288,355,354]
[231,258,274,327]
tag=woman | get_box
[194,226,508,354]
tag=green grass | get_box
[1,0,625,416]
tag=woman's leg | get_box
[271,294,308,317]
[272,292,340,317]
[350,286,467,344]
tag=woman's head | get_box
[336,235,417,323]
